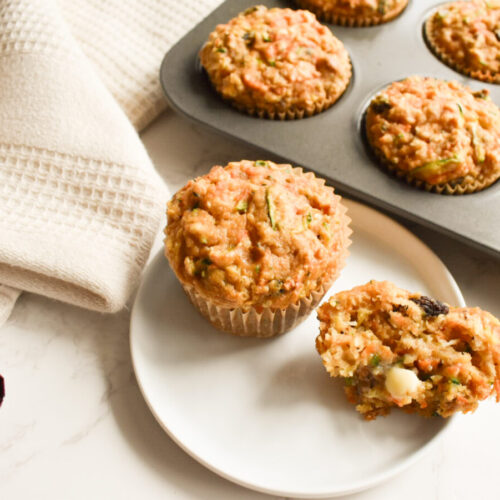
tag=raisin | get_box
[0,375,4,407]
[242,31,255,46]
[243,6,258,15]
[410,296,449,317]
[472,89,489,100]
[371,98,391,114]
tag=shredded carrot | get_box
[362,343,377,358]
[444,365,460,377]
[417,358,439,371]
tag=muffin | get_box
[316,281,500,420]
[295,0,409,26]
[365,76,500,194]
[164,160,351,337]
[425,1,500,84]
[199,5,351,119]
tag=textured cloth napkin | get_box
[0,0,222,325]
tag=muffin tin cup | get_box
[200,7,353,121]
[295,0,410,26]
[365,124,500,195]
[423,7,500,85]
[182,282,327,338]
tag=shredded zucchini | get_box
[266,189,277,230]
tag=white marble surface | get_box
[1,111,499,500]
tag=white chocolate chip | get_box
[385,367,421,399]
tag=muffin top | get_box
[298,0,407,16]
[199,5,351,117]
[426,0,500,82]
[365,76,500,187]
[296,0,409,24]
[165,160,350,310]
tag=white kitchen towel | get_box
[0,0,221,325]
[59,0,223,131]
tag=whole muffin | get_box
[165,160,351,337]
[425,0,500,84]
[316,281,500,420]
[295,0,409,26]
[365,76,500,194]
[199,5,351,119]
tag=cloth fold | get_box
[0,0,221,325]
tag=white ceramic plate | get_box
[130,199,465,498]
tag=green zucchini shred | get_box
[266,189,277,230]
[236,199,248,213]
[410,155,462,176]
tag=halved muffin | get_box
[165,160,351,337]
[365,76,500,194]
[199,5,351,119]
[316,281,500,419]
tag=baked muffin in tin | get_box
[164,160,351,338]
[199,5,351,119]
[425,0,500,84]
[295,0,409,26]
[365,76,500,194]
[316,280,500,420]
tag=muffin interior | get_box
[316,281,500,419]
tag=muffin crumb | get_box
[316,281,500,419]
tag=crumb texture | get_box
[165,161,351,309]
[199,6,351,117]
[316,281,500,419]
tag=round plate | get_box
[130,199,464,498]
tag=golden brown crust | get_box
[295,0,409,26]
[164,160,351,311]
[199,5,351,119]
[424,1,500,84]
[365,76,500,194]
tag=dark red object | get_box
[411,296,450,317]
[0,375,4,407]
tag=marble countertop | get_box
[1,110,499,499]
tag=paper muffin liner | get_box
[211,63,352,121]
[424,16,500,85]
[179,196,350,338]
[366,128,500,194]
[181,282,328,338]
[295,0,409,27]
[180,222,351,338]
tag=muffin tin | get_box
[160,0,500,258]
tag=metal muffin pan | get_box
[160,0,500,257]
